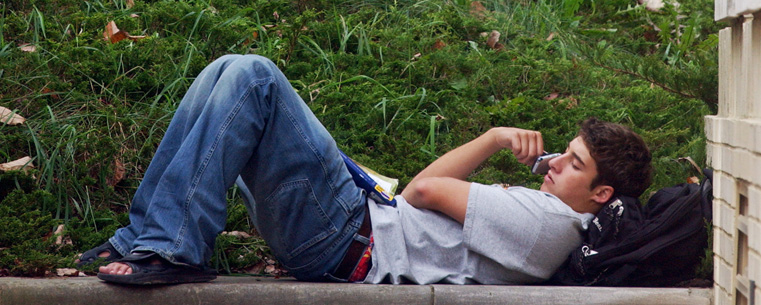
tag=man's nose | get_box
[548,154,562,172]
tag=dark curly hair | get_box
[578,118,653,198]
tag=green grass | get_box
[0,0,718,281]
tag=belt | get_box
[333,204,372,280]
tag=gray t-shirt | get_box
[363,183,594,284]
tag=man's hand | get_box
[492,127,544,166]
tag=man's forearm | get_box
[407,128,503,183]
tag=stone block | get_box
[719,28,734,116]
[706,143,714,168]
[749,251,761,283]
[752,119,761,154]
[721,147,734,176]
[705,115,719,141]
[713,288,728,305]
[722,203,737,235]
[722,118,736,145]
[736,120,753,150]
[716,0,761,21]
[740,149,754,181]
[753,151,761,183]
[717,258,734,293]
[714,198,725,232]
[718,229,736,263]
[749,218,761,251]
[718,171,738,207]
[749,185,761,221]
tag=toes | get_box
[99,262,132,275]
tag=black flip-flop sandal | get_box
[77,241,124,268]
[97,252,217,285]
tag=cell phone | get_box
[531,153,561,175]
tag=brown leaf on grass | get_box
[564,96,579,109]
[42,87,60,100]
[486,30,503,50]
[107,159,125,186]
[470,1,487,18]
[432,40,446,50]
[53,224,73,247]
[103,21,146,44]
[19,44,36,52]
[0,156,34,172]
[411,52,422,61]
[546,32,556,41]
[126,0,135,8]
[265,265,277,274]
[130,14,139,18]
[221,231,252,238]
[686,176,699,184]
[56,268,81,277]
[53,225,65,245]
[0,106,26,125]
[544,92,560,100]
[486,30,500,48]
[244,261,266,274]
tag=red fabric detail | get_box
[348,235,373,282]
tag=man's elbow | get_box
[402,177,441,209]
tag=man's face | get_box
[539,137,602,213]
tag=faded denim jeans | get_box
[109,55,366,281]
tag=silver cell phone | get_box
[531,153,561,175]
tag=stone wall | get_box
[707,1,761,305]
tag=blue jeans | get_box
[109,55,366,281]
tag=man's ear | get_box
[591,185,614,205]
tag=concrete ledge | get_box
[0,276,712,305]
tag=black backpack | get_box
[547,169,713,287]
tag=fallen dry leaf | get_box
[544,92,560,100]
[53,224,73,247]
[0,156,34,172]
[546,32,556,41]
[130,14,139,18]
[103,21,146,44]
[53,225,65,245]
[470,1,487,18]
[265,265,276,274]
[19,44,36,52]
[244,261,266,274]
[42,87,60,100]
[640,0,665,12]
[686,176,699,184]
[0,107,25,125]
[107,159,125,186]
[126,0,134,8]
[222,231,252,238]
[411,52,422,61]
[565,96,579,109]
[56,268,80,277]
[432,40,446,50]
[486,30,500,49]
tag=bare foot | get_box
[99,262,133,275]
